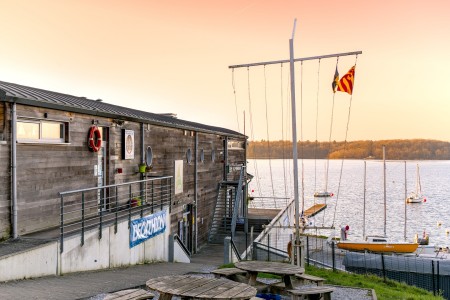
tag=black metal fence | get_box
[249,234,449,298]
[59,176,173,253]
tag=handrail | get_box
[231,166,245,239]
[230,238,242,261]
[60,176,173,195]
[174,234,191,257]
[59,176,173,253]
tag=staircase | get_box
[208,166,246,244]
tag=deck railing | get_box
[59,176,173,253]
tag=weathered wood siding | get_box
[0,103,10,239]
[1,102,246,249]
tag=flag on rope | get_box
[336,66,356,95]
[332,66,339,93]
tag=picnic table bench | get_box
[104,288,154,300]
[288,286,334,300]
[211,267,249,282]
[146,275,257,299]
[235,261,304,290]
[294,273,326,286]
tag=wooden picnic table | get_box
[235,261,305,290]
[146,275,257,300]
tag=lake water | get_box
[247,159,450,245]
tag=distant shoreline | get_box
[247,139,450,160]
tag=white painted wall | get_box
[0,210,173,282]
[60,228,111,274]
[173,241,190,263]
[0,242,58,281]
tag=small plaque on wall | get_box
[122,129,135,159]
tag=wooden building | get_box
[0,80,246,253]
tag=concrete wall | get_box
[0,211,172,282]
[0,242,58,281]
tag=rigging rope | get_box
[263,65,276,203]
[231,69,241,133]
[332,55,359,227]
[314,59,322,193]
[246,67,263,204]
[280,63,289,206]
[300,61,305,214]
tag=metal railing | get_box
[59,176,173,253]
[174,233,191,257]
[231,166,246,239]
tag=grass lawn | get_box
[219,263,444,299]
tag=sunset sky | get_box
[0,0,449,142]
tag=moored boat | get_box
[337,236,419,253]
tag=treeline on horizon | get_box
[247,139,450,160]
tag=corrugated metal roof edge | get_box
[1,92,247,140]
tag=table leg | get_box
[247,271,258,286]
[158,292,173,300]
[283,275,293,290]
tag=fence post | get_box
[381,254,386,282]
[437,260,440,294]
[128,185,132,228]
[267,234,270,262]
[60,195,64,254]
[81,191,85,246]
[115,186,118,234]
[306,235,309,266]
[245,232,248,261]
[432,260,436,296]
[331,241,336,271]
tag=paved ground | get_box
[0,244,224,300]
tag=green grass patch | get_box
[218,262,443,299]
[306,265,443,300]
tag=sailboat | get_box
[313,164,333,197]
[337,146,419,253]
[406,164,426,203]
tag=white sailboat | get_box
[337,146,419,253]
[406,164,426,203]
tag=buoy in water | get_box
[446,229,450,236]
[437,221,442,227]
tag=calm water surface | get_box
[247,159,450,245]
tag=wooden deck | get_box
[304,204,327,218]
[248,208,280,219]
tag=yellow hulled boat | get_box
[337,236,419,253]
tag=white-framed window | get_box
[17,119,67,143]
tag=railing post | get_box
[331,241,336,271]
[381,253,386,282]
[432,260,436,296]
[437,260,440,294]
[99,190,103,240]
[267,234,270,261]
[160,180,163,211]
[60,195,64,253]
[151,180,154,213]
[169,177,172,213]
[115,186,118,234]
[81,192,85,246]
[128,185,132,228]
[306,235,309,266]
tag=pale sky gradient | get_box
[0,0,449,142]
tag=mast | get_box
[404,161,407,241]
[383,145,387,237]
[289,19,301,266]
[363,160,366,239]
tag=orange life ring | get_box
[88,125,102,152]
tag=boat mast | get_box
[363,160,366,239]
[383,145,387,237]
[289,19,301,266]
[404,161,407,241]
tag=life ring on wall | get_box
[88,125,102,152]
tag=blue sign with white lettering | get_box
[130,210,167,248]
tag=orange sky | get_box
[1,0,449,142]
